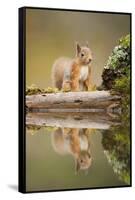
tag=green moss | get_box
[119,34,130,49]
[101,34,130,115]
[43,126,58,132]
[26,125,42,135]
[26,84,44,95]
[102,125,130,184]
[44,87,59,93]
[26,84,59,95]
[26,125,58,135]
[113,76,130,94]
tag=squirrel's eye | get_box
[81,53,84,57]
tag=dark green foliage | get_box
[102,125,130,184]
[113,73,130,122]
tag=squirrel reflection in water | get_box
[51,128,92,174]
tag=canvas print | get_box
[19,7,131,193]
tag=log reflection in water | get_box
[26,112,121,130]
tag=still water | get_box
[26,112,130,192]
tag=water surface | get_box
[26,113,130,192]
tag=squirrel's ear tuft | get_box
[76,42,81,55]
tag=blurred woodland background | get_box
[26,9,130,88]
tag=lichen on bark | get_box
[101,34,130,114]
[101,34,130,90]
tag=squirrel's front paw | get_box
[72,88,80,92]
[88,85,97,91]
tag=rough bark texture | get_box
[26,91,121,111]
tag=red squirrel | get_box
[52,42,93,91]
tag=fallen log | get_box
[26,112,121,129]
[26,91,121,112]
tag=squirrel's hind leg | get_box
[62,66,72,92]
[53,79,63,90]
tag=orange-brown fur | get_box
[70,62,80,91]
[51,127,92,173]
[51,43,93,91]
[69,128,80,155]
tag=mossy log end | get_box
[26,91,121,113]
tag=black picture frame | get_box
[19,6,132,193]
